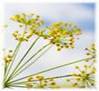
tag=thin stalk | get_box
[11,74,72,85]
[3,63,7,86]
[4,25,27,84]
[10,45,52,80]
[4,41,21,82]
[7,43,50,82]
[4,63,7,77]
[11,85,28,88]
[7,37,40,81]
[9,57,93,84]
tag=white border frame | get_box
[0,0,98,91]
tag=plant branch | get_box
[7,43,50,83]
[10,45,52,80]
[8,57,93,84]
[7,37,40,82]
[4,41,21,82]
[11,74,72,86]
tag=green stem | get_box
[3,63,7,87]
[11,74,72,86]
[7,43,50,82]
[9,57,93,84]
[11,85,28,88]
[4,41,21,82]
[6,37,40,82]
[10,45,52,80]
[4,63,7,77]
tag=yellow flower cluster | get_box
[47,22,81,51]
[4,50,13,64]
[85,44,96,63]
[11,13,81,50]
[10,13,43,26]
[11,13,44,42]
[26,75,59,88]
[12,30,32,42]
[66,65,95,88]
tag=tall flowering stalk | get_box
[3,12,95,88]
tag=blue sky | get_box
[77,3,95,32]
[42,3,95,32]
[6,3,95,32]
